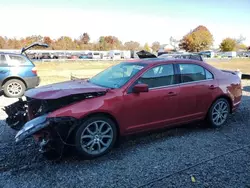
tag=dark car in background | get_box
[198,50,215,58]
[0,42,48,97]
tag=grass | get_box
[35,61,119,85]
[206,58,250,74]
[34,59,250,85]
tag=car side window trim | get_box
[176,78,214,86]
[149,78,214,90]
[148,83,179,90]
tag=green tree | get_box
[151,41,160,52]
[179,25,213,52]
[237,43,247,50]
[144,43,151,52]
[220,38,237,52]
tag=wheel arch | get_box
[81,112,120,134]
[67,112,121,143]
[1,76,27,88]
[208,95,233,115]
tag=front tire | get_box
[3,79,26,98]
[207,98,230,128]
[75,116,117,159]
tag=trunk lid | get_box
[21,42,49,54]
[136,50,157,59]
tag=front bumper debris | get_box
[15,114,49,143]
[3,98,28,130]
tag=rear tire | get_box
[75,116,117,159]
[3,79,26,98]
[207,98,230,128]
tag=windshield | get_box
[89,62,147,88]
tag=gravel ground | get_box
[0,80,250,188]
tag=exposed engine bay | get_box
[3,91,107,159]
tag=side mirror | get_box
[133,84,149,93]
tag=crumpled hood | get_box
[25,80,108,99]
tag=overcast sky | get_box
[0,0,249,48]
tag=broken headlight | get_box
[15,114,49,143]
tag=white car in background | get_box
[87,51,102,59]
[109,50,121,60]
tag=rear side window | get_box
[205,69,214,79]
[137,64,176,88]
[179,64,213,83]
[8,55,28,65]
[0,55,7,66]
[179,64,206,83]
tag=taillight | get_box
[32,67,37,75]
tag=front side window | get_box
[137,64,175,88]
[89,62,146,88]
[179,64,214,83]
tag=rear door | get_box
[176,63,218,121]
[0,55,10,85]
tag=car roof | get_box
[124,58,203,65]
[0,52,22,56]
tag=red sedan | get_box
[5,57,242,159]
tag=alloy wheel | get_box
[80,120,114,155]
[211,100,229,126]
[7,82,22,96]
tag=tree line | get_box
[0,26,249,52]
[0,34,160,52]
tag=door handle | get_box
[209,85,218,90]
[167,91,177,96]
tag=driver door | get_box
[121,64,180,134]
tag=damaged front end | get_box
[3,98,28,130]
[17,115,78,159]
[4,91,107,158]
